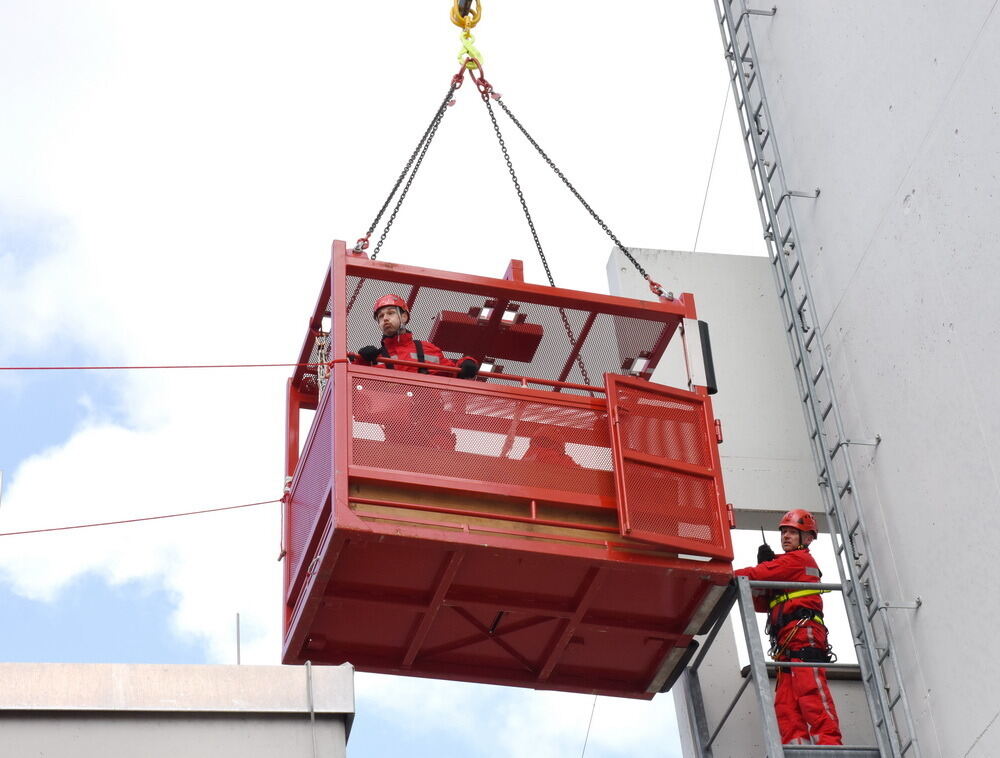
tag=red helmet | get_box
[779,508,818,536]
[373,294,409,320]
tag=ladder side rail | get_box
[680,667,716,758]
[735,576,786,757]
[713,1,918,754]
[688,585,746,755]
[712,4,894,750]
[726,2,920,752]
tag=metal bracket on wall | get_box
[880,598,922,611]
[846,435,882,447]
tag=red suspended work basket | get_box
[282,240,734,699]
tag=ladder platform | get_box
[783,747,880,758]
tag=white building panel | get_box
[0,663,354,758]
[642,2,1000,755]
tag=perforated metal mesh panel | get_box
[286,391,333,600]
[345,275,673,394]
[614,388,711,468]
[609,376,728,557]
[351,375,615,499]
[621,460,720,546]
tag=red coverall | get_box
[354,332,478,450]
[734,547,842,745]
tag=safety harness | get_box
[767,587,835,664]
[380,338,430,374]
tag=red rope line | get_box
[0,499,280,537]
[0,362,329,371]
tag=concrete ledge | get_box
[0,663,354,717]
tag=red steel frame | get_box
[281,240,734,699]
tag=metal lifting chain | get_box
[473,68,593,387]
[493,98,671,300]
[355,75,463,259]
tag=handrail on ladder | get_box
[682,576,880,756]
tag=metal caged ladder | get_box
[709,0,921,755]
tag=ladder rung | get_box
[849,519,861,537]
[879,646,891,665]
[782,227,793,245]
[821,401,833,420]
[787,749,881,758]
[857,560,870,578]
[812,364,825,385]
[901,738,914,755]
[888,691,901,710]
[783,747,879,758]
[767,162,777,181]
[839,479,852,497]
[760,130,770,148]
[746,70,758,90]
[788,260,800,279]
[797,294,808,312]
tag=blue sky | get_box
[0,2,768,755]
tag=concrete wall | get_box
[0,663,354,758]
[630,2,1000,755]
[607,249,824,531]
[722,3,1000,756]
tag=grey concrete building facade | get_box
[0,663,354,758]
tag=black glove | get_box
[357,345,381,364]
[757,543,776,564]
[457,358,479,379]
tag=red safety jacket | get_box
[358,331,477,377]
[734,546,825,644]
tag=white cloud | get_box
[355,673,683,757]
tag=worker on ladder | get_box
[735,509,843,746]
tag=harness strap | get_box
[413,340,429,374]
[769,588,830,608]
